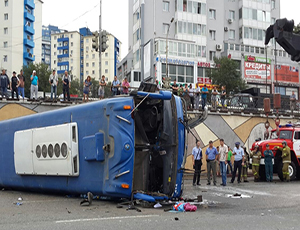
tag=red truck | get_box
[251,124,300,181]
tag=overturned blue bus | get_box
[0,84,206,202]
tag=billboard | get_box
[244,61,271,83]
[144,41,151,79]
[274,65,299,84]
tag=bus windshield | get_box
[279,130,293,140]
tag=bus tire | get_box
[289,162,297,181]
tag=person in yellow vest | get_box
[250,145,261,182]
[275,141,291,182]
[241,146,249,182]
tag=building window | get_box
[92,62,95,67]
[92,70,95,74]
[209,30,216,40]
[70,34,73,38]
[271,0,275,9]
[70,50,73,55]
[209,9,216,19]
[54,44,56,48]
[86,63,89,67]
[105,53,108,57]
[3,41,8,48]
[3,55,7,62]
[70,59,73,63]
[71,42,73,47]
[229,10,235,20]
[92,54,95,59]
[105,61,108,65]
[4,27,8,34]
[105,69,108,74]
[163,1,169,12]
[86,54,89,59]
[5,0,8,7]
[54,52,56,56]
[133,28,140,43]
[86,38,89,43]
[229,30,235,39]
[163,23,169,34]
[4,13,8,20]
[209,51,216,61]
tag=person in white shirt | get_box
[195,84,201,110]
[218,139,228,186]
[192,140,202,186]
[49,70,58,100]
[188,84,194,109]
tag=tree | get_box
[293,23,300,34]
[23,63,52,98]
[206,57,246,94]
[69,79,83,97]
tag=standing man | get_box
[192,140,202,186]
[250,145,261,182]
[62,70,71,101]
[30,70,38,100]
[231,142,245,184]
[98,75,106,99]
[275,141,291,182]
[17,70,25,100]
[290,91,297,114]
[218,139,228,186]
[172,80,179,96]
[0,69,9,99]
[111,76,120,96]
[205,140,219,186]
[221,86,226,109]
[49,70,58,100]
[211,86,219,110]
[227,147,233,174]
[195,84,201,110]
[264,144,274,182]
[188,84,194,109]
[201,84,209,109]
[122,77,130,95]
[241,146,249,182]
[10,71,19,99]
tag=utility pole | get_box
[165,17,174,84]
[140,0,145,81]
[99,0,102,80]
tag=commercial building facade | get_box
[120,0,299,97]
[0,0,43,75]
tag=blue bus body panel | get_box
[0,98,135,199]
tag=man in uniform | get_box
[264,144,274,182]
[275,141,291,182]
[250,145,261,182]
[192,140,202,186]
[241,146,249,182]
[205,140,219,186]
[231,142,245,184]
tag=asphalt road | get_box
[0,177,299,230]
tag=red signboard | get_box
[244,61,271,83]
[275,65,299,83]
[198,62,212,68]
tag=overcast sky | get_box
[42,0,300,59]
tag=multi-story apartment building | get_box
[42,25,65,69]
[120,0,299,97]
[51,28,121,83]
[0,0,43,75]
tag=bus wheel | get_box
[289,162,297,181]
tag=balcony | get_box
[25,0,35,9]
[58,37,69,42]
[24,38,35,48]
[24,12,35,22]
[58,53,69,59]
[57,61,69,66]
[24,52,35,61]
[57,45,69,50]
[24,25,35,35]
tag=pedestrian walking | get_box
[122,77,130,95]
[98,75,106,99]
[250,145,261,182]
[275,141,291,182]
[241,146,249,182]
[172,80,179,95]
[205,140,219,186]
[227,147,233,174]
[83,76,92,102]
[62,71,71,101]
[30,70,38,100]
[188,84,194,109]
[218,139,228,186]
[10,71,19,99]
[231,142,245,184]
[17,70,25,100]
[195,84,201,110]
[264,144,274,182]
[192,140,202,186]
[49,70,58,100]
[201,84,208,109]
[221,86,226,109]
[0,69,9,99]
[211,86,219,109]
[111,76,120,96]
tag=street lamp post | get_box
[165,17,174,84]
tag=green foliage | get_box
[294,23,300,34]
[206,57,247,94]
[69,79,83,97]
[23,62,52,98]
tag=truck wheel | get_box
[259,166,266,181]
[289,162,297,181]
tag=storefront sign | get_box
[196,77,211,84]
[156,57,195,66]
[274,65,299,84]
[244,55,271,64]
[244,61,271,83]
[197,62,215,68]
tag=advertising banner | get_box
[274,65,299,84]
[244,61,271,83]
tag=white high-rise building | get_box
[0,0,43,75]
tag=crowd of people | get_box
[0,69,26,100]
[191,139,290,186]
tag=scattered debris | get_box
[197,195,203,202]
[80,192,93,206]
[261,213,264,216]
[66,208,71,214]
[227,193,252,199]
[14,202,22,206]
[154,203,162,208]
[174,217,179,221]
[184,203,197,212]
[18,197,23,201]
[233,193,241,197]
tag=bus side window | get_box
[294,132,300,140]
[72,126,77,143]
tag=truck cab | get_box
[251,124,300,181]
